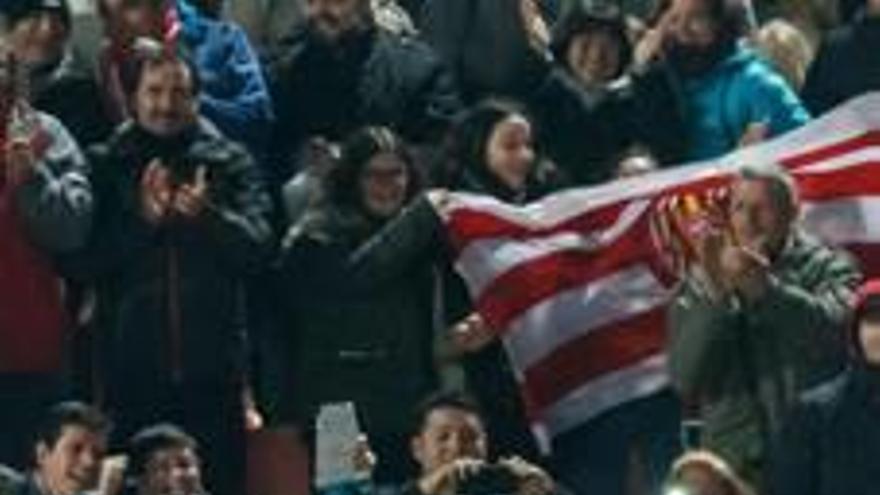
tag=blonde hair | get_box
[667,450,757,495]
[755,19,814,91]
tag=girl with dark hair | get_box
[278,126,438,485]
[438,100,561,464]
[443,99,560,202]
[322,126,423,220]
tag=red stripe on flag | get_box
[448,176,730,253]
[521,308,666,416]
[796,161,880,200]
[475,220,654,331]
[843,242,880,278]
[781,130,880,170]
[447,202,627,254]
[448,129,880,253]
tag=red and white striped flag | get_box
[443,92,880,446]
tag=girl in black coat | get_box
[438,100,562,463]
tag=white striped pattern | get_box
[445,92,880,442]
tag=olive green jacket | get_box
[667,231,860,483]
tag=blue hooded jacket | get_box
[682,44,809,162]
[177,0,274,160]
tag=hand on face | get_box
[693,221,770,301]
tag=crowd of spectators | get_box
[1,0,879,494]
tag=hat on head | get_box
[0,0,72,30]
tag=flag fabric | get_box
[442,92,880,444]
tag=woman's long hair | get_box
[323,126,423,213]
[441,99,554,200]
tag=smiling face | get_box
[566,28,623,87]
[140,446,204,495]
[359,151,410,219]
[36,425,107,495]
[133,57,198,137]
[665,0,720,52]
[485,114,535,192]
[411,406,488,476]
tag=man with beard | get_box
[640,0,809,161]
[95,0,272,159]
[267,0,461,187]
[76,42,272,495]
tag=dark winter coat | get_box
[802,15,880,116]
[75,120,273,392]
[268,26,461,179]
[30,51,114,148]
[770,279,880,495]
[668,232,860,484]
[277,202,439,436]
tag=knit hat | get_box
[0,0,72,30]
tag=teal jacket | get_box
[682,45,810,161]
[667,231,860,484]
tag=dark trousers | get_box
[0,374,68,469]
[108,380,245,495]
[551,389,682,495]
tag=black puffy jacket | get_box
[77,121,273,391]
[267,26,461,179]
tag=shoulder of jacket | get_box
[375,31,440,66]
[0,467,24,495]
[797,373,850,425]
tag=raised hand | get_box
[140,159,173,225]
[173,165,209,219]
